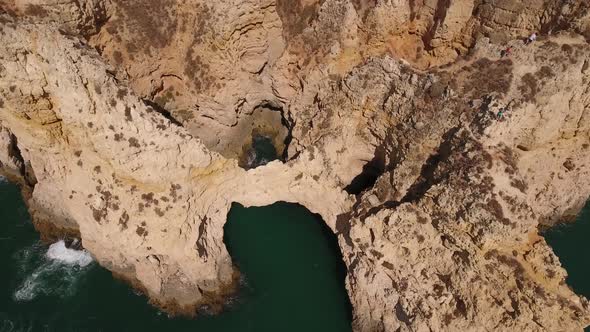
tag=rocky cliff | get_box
[1,0,589,331]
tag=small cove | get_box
[544,201,590,331]
[0,179,352,332]
[544,201,590,304]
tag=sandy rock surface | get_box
[1,0,589,331]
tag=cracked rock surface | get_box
[1,0,590,331]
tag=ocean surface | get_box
[544,201,590,302]
[0,179,352,332]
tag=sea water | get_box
[545,202,590,300]
[244,134,278,169]
[0,179,352,332]
[544,201,590,331]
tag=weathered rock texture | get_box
[1,0,589,331]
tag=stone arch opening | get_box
[222,201,353,331]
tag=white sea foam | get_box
[46,240,93,267]
[13,268,44,301]
[246,151,257,168]
[13,241,93,302]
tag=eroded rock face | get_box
[0,126,22,175]
[2,0,108,35]
[1,0,590,331]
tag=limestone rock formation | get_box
[1,0,589,331]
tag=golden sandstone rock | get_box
[1,0,589,330]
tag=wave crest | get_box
[46,240,93,267]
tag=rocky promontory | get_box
[1,0,589,330]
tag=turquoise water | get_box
[545,201,590,300]
[0,179,352,332]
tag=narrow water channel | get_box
[0,179,352,332]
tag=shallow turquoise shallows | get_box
[0,179,352,332]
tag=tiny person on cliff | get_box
[500,47,512,58]
[525,32,537,45]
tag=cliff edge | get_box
[1,0,589,331]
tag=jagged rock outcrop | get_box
[1,0,589,331]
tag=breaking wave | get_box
[46,240,93,267]
[245,150,270,169]
[13,240,93,302]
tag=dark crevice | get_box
[23,161,38,188]
[280,110,294,162]
[7,133,25,176]
[336,212,354,247]
[399,126,459,203]
[141,99,184,127]
[160,73,184,81]
[6,134,37,188]
[395,301,414,326]
[195,216,208,258]
[360,200,402,223]
[422,0,451,51]
[359,126,461,222]
[344,145,386,195]
[345,128,397,197]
